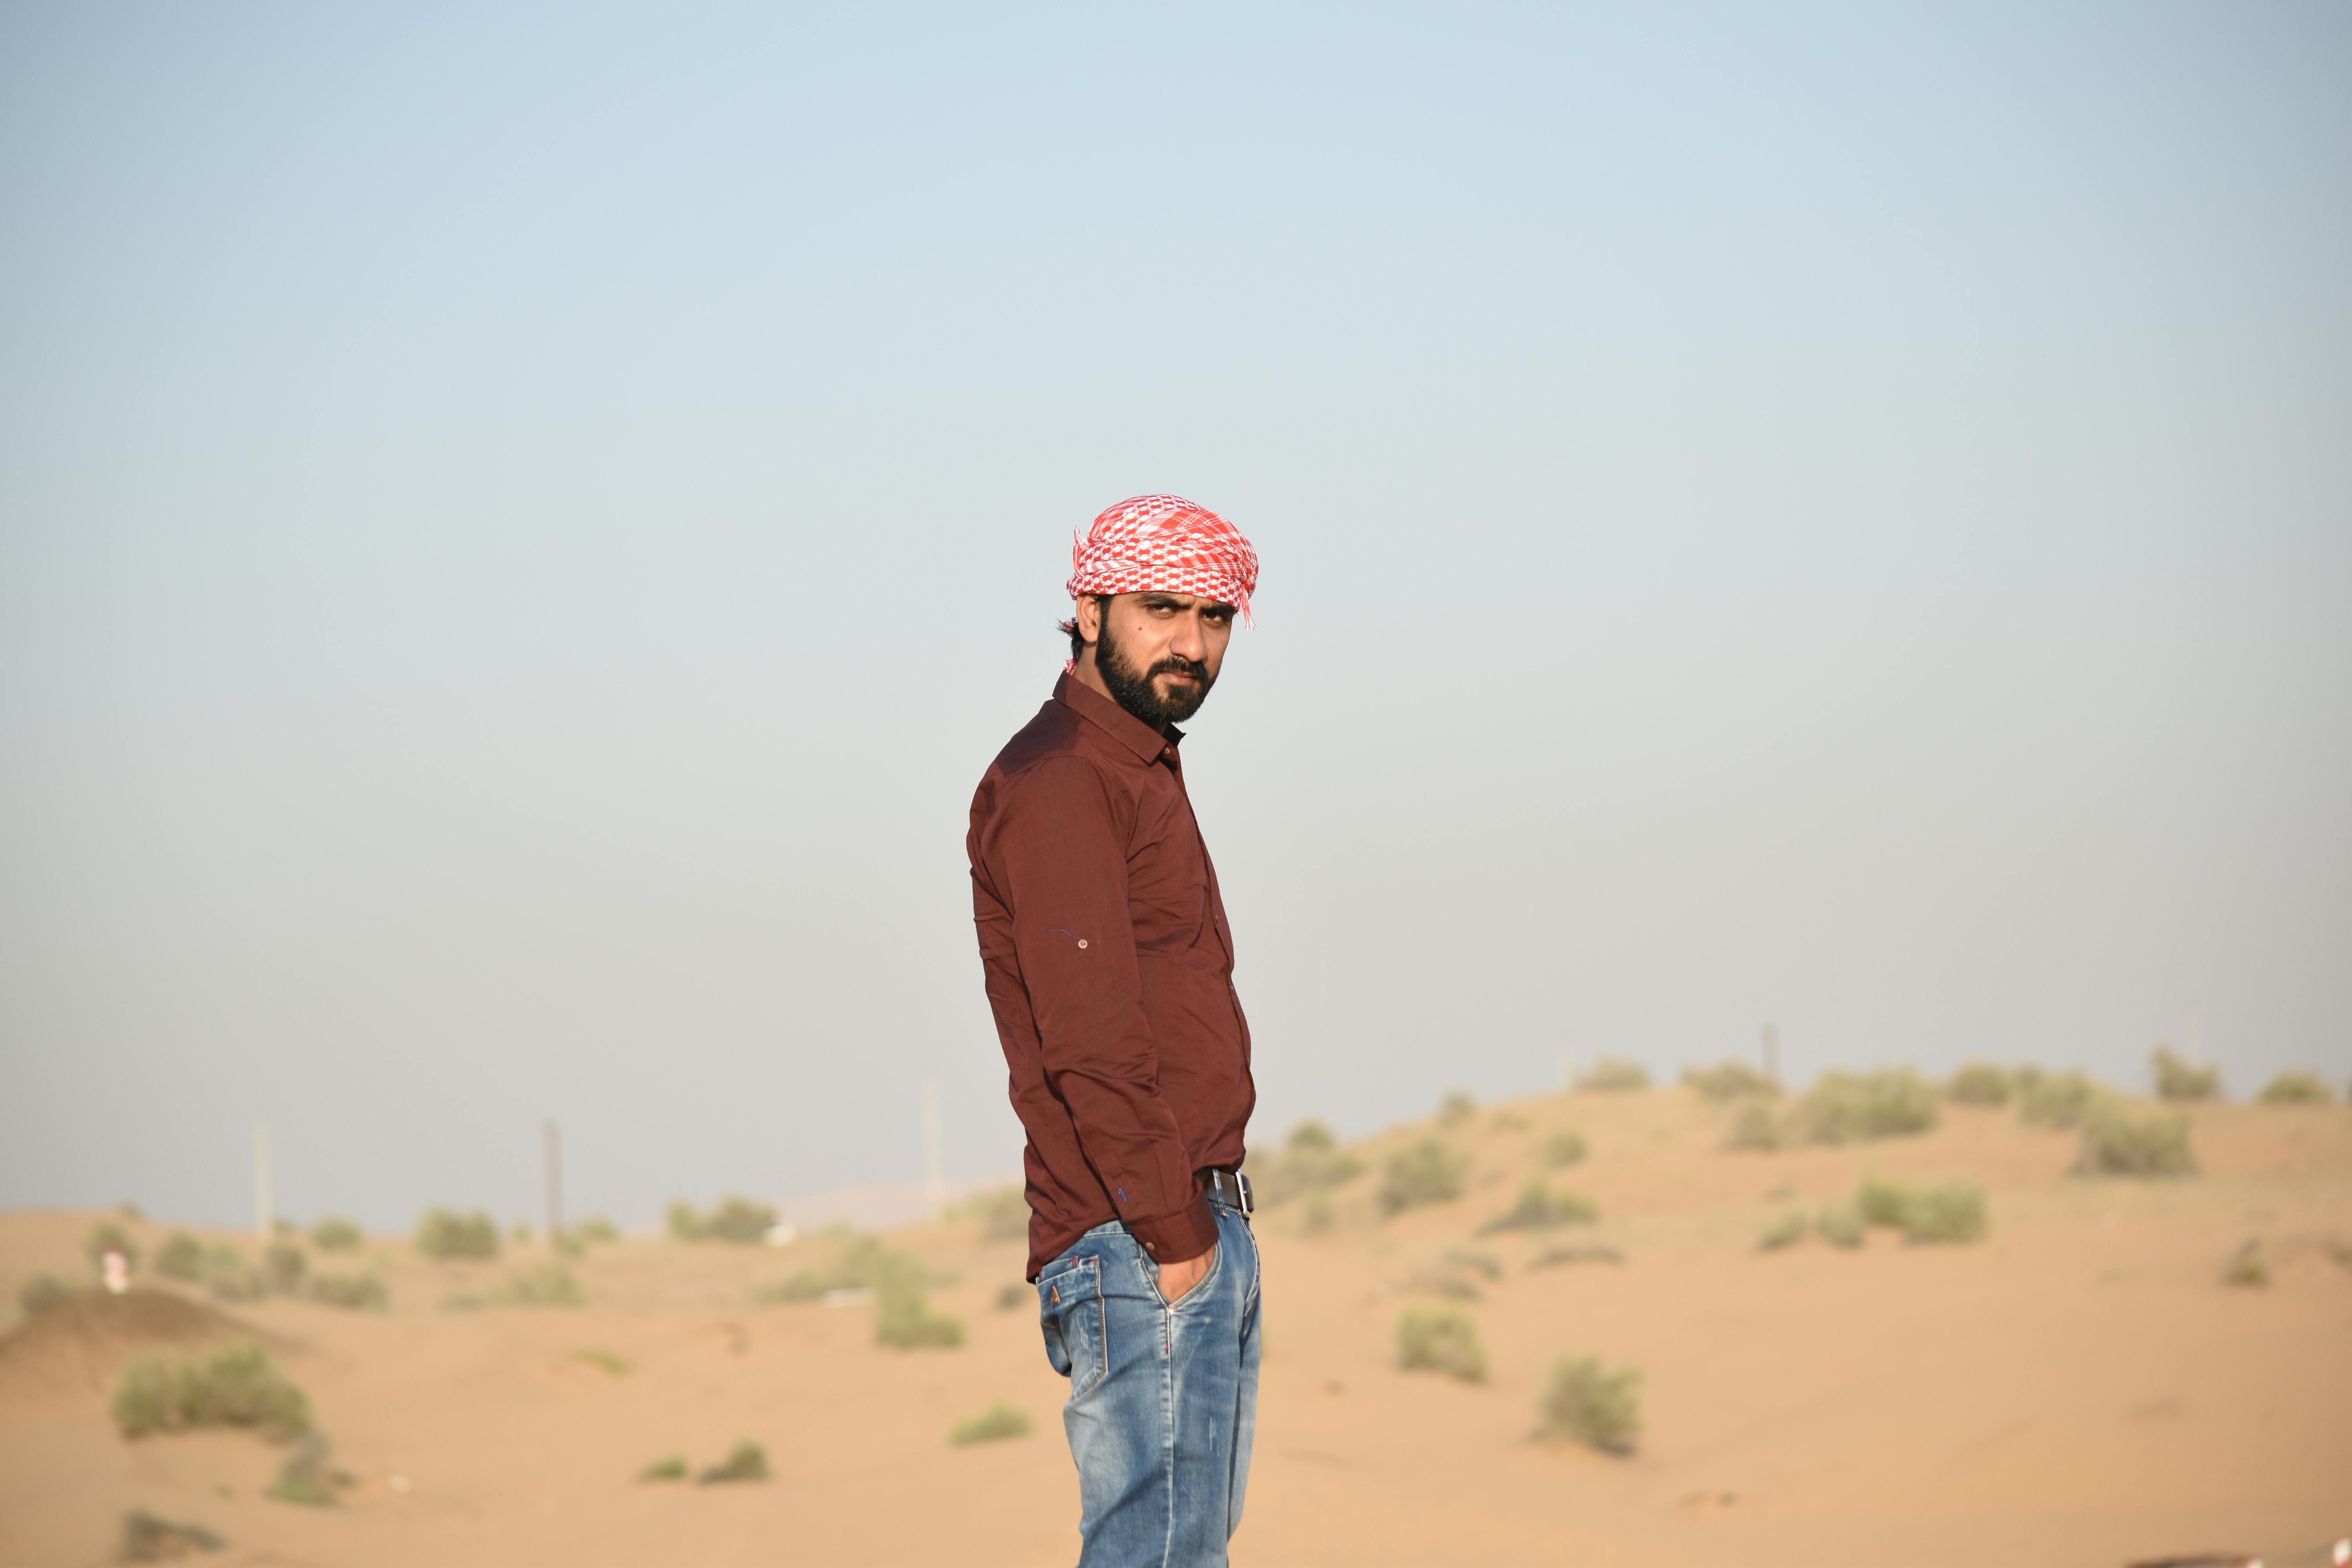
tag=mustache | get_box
[1148,655,1211,682]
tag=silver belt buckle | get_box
[1212,1170,1253,1215]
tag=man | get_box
[966,495,1263,1568]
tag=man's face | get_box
[1079,591,1234,729]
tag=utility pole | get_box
[543,1121,564,1245]
[253,1120,274,1242]
[922,1071,946,1222]
[1761,1023,1779,1087]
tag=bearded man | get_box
[966,495,1263,1568]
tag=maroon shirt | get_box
[968,673,1254,1278]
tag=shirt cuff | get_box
[1127,1194,1221,1265]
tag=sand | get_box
[2,1090,2347,1567]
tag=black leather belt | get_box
[1201,1168,1254,1214]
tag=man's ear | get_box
[1076,594,1105,645]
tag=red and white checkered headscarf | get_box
[1067,495,1258,627]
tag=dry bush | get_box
[1247,1120,1365,1207]
[2074,1106,2196,1178]
[1786,1069,1939,1145]
[1535,1356,1641,1454]
[309,1217,363,1252]
[2221,1238,2267,1288]
[1757,1211,1807,1251]
[637,1454,688,1482]
[2151,1045,2223,1102]
[1525,1242,1623,1269]
[959,1187,1031,1243]
[1944,1062,2013,1105]
[1683,1060,1778,1100]
[415,1208,500,1259]
[575,1216,621,1245]
[1575,1057,1650,1093]
[874,1256,964,1349]
[1723,1101,1781,1151]
[1477,1180,1597,1235]
[503,1263,586,1307]
[1539,1129,1588,1168]
[669,1196,777,1244]
[268,1432,353,1506]
[1395,1306,1487,1383]
[264,1241,307,1296]
[2016,1069,2105,1129]
[155,1233,204,1282]
[307,1272,388,1312]
[1854,1178,1987,1243]
[203,1246,265,1302]
[1377,1139,1468,1216]
[120,1510,226,1560]
[1815,1203,1866,1249]
[2257,1070,2334,1105]
[19,1274,75,1316]
[697,1439,769,1484]
[760,1237,885,1303]
[1437,1090,1477,1126]
[113,1343,310,1441]
[949,1401,1033,1446]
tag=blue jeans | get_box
[1035,1205,1261,1568]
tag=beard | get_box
[1096,613,1217,729]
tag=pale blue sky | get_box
[3,4,2347,1230]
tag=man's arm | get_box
[984,756,1220,1267]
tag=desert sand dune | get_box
[2,1085,2346,1567]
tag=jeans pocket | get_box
[1036,1254,1106,1395]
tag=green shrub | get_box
[504,1263,586,1307]
[1757,1211,1807,1251]
[1723,1101,1781,1151]
[309,1217,363,1252]
[1856,1177,1910,1228]
[203,1247,265,1302]
[1816,1203,1866,1249]
[1534,1356,1641,1454]
[1377,1139,1469,1216]
[1575,1058,1650,1093]
[573,1348,632,1376]
[155,1233,205,1282]
[2074,1107,2196,1178]
[697,1440,769,1484]
[1525,1242,1624,1269]
[2017,1069,2105,1128]
[1245,1121,1365,1207]
[1683,1060,1778,1100]
[1539,1129,1588,1168]
[120,1511,225,1558]
[1786,1069,1939,1145]
[1394,1307,1487,1383]
[415,1208,500,1259]
[19,1274,75,1316]
[2257,1070,2334,1105]
[570,1216,620,1245]
[1301,1192,1334,1234]
[1437,1090,1477,1125]
[264,1241,307,1295]
[638,1454,688,1482]
[113,1343,310,1441]
[267,1432,351,1506]
[86,1221,140,1275]
[307,1273,388,1311]
[958,1187,1031,1243]
[873,1256,963,1349]
[1901,1182,1988,1244]
[2152,1045,2223,1103]
[668,1196,778,1244]
[1288,1119,1338,1152]
[760,1238,886,1303]
[2221,1239,2267,1288]
[1944,1062,2012,1106]
[1477,1180,1597,1235]
[949,1401,1033,1446]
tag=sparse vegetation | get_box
[267,1432,352,1506]
[958,1187,1031,1243]
[2151,1045,2223,1103]
[309,1217,363,1252]
[1786,1069,1939,1145]
[1816,1203,1866,1249]
[1683,1060,1778,1100]
[2074,1106,2197,1178]
[307,1272,389,1312]
[1394,1306,1487,1383]
[2016,1069,2105,1129]
[155,1232,205,1281]
[949,1401,1033,1445]
[668,1197,779,1245]
[1477,1180,1597,1235]
[697,1439,769,1484]
[1539,1129,1588,1168]
[264,1241,307,1295]
[1535,1356,1641,1454]
[1575,1057,1650,1093]
[573,1348,632,1376]
[1723,1101,1781,1151]
[1377,1139,1469,1216]
[1247,1120,1365,1207]
[1853,1178,1987,1242]
[203,1247,264,1302]
[2257,1070,2334,1105]
[113,1343,311,1441]
[1758,1210,1807,1250]
[1525,1243,1623,1269]
[120,1510,225,1560]
[576,1216,622,1245]
[1437,1090,1477,1125]
[2221,1239,2267,1288]
[503,1262,586,1307]
[873,1254,964,1348]
[760,1237,886,1303]
[19,1274,75,1316]
[1944,1062,2013,1106]
[415,1208,501,1260]
[637,1454,688,1482]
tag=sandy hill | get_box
[2,1080,2347,1566]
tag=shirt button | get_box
[1076,939,1088,949]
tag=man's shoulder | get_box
[979,700,1120,799]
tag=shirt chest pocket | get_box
[1035,1254,1106,1395]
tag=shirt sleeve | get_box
[983,755,1219,1265]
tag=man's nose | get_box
[1169,613,1208,661]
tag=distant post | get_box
[922,1072,946,1222]
[253,1119,273,1242]
[543,1121,564,1245]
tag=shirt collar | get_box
[1054,671,1182,764]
